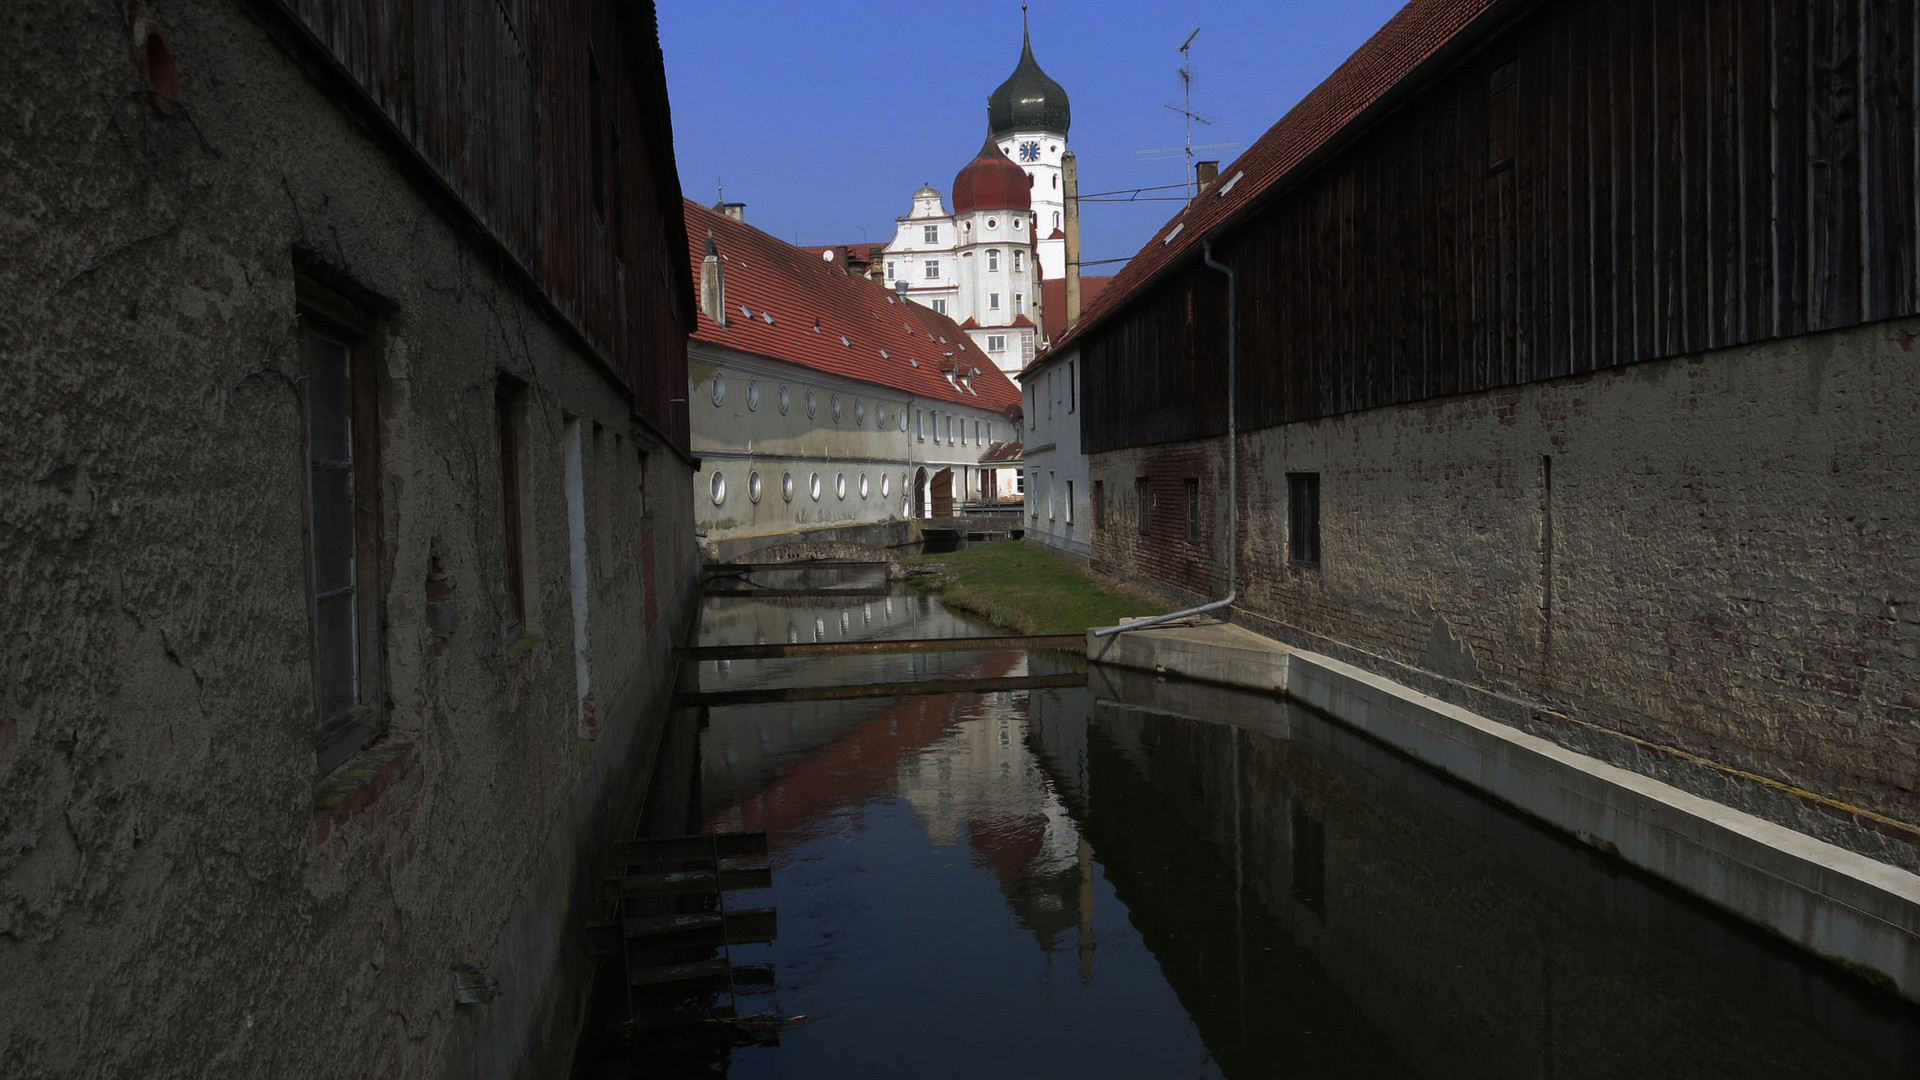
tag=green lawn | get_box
[903,540,1168,635]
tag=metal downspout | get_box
[1095,239,1236,637]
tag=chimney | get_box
[1195,160,1219,194]
[699,232,726,327]
[1063,151,1083,332]
[717,202,746,222]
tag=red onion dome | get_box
[951,131,1032,215]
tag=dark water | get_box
[585,580,1920,1078]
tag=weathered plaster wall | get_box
[1021,346,1090,562]
[1091,318,1920,863]
[0,3,697,1077]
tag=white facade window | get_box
[945,414,953,441]
[987,422,993,442]
[916,409,924,440]
[932,299,947,315]
[1013,250,1023,271]
[1014,294,1025,315]
[886,261,896,279]
[987,250,1000,271]
[924,225,939,243]
[1066,480,1074,523]
[987,335,1006,352]
[989,293,1001,311]
[924,260,939,280]
[1052,211,1060,228]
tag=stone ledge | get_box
[314,739,419,845]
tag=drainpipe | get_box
[1095,239,1236,636]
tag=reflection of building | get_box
[684,201,1024,559]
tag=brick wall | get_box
[1092,316,1920,845]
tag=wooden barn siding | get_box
[1084,0,1920,454]
[272,0,690,453]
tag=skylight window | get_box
[1163,223,1185,245]
[760,311,774,324]
[879,348,890,360]
[740,304,753,318]
[840,335,851,347]
[1218,171,1244,196]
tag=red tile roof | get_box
[981,440,1024,464]
[687,200,1022,413]
[952,130,1033,215]
[1049,0,1497,354]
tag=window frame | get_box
[923,224,939,244]
[1287,472,1322,568]
[1136,476,1152,536]
[1185,477,1201,543]
[298,281,386,778]
[924,259,940,279]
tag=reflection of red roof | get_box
[688,201,1020,411]
[704,651,1025,848]
[1038,276,1111,342]
[1050,0,1496,354]
[981,440,1023,464]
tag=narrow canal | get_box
[579,564,1920,1078]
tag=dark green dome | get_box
[987,30,1070,136]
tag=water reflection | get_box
[605,584,1920,1078]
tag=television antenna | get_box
[1136,28,1238,196]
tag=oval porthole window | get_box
[898,410,910,432]
[781,472,794,502]
[987,218,998,229]
[855,399,866,426]
[877,406,887,427]
[710,471,726,505]
[747,380,760,411]
[881,474,892,497]
[830,395,843,423]
[711,373,727,407]
[748,470,763,503]
[778,384,791,415]
[859,473,870,498]
[809,472,823,501]
[806,390,818,419]
[836,473,847,500]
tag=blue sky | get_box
[658,0,1407,268]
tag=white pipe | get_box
[1096,239,1236,637]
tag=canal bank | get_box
[1086,621,1920,1005]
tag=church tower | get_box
[988,15,1071,282]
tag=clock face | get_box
[1018,140,1041,162]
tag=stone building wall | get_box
[1090,317,1920,861]
[1,3,697,1077]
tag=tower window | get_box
[1013,250,1023,271]
[924,260,939,279]
[987,250,1000,271]
[886,261,896,279]
[924,225,939,243]
[989,292,1001,310]
[987,335,1006,352]
[1014,294,1025,315]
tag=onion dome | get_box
[987,26,1070,136]
[951,131,1032,214]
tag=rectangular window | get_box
[886,261,896,280]
[1136,476,1152,535]
[924,224,939,244]
[932,299,948,315]
[945,414,953,442]
[1185,478,1200,543]
[916,408,925,441]
[636,447,650,518]
[1016,469,1025,495]
[974,420,981,443]
[989,292,1001,311]
[1093,479,1104,527]
[987,421,994,443]
[497,378,533,639]
[924,260,939,279]
[987,249,1000,271]
[1013,250,1023,271]
[988,335,1006,352]
[1068,360,1076,412]
[1066,479,1075,524]
[1047,471,1056,520]
[1014,293,1025,315]
[1288,472,1322,567]
[301,287,384,778]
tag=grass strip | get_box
[903,540,1169,635]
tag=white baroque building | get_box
[881,24,1071,376]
